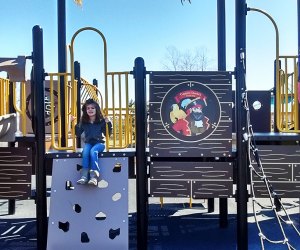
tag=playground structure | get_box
[1,1,300,250]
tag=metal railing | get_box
[276,55,299,132]
[0,78,10,116]
[106,71,135,149]
[0,79,27,136]
[46,72,135,151]
[79,73,135,149]
[13,81,27,135]
[80,77,103,108]
[48,73,77,151]
[68,27,135,151]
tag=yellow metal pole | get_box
[64,75,69,147]
[0,79,3,115]
[57,75,62,147]
[125,74,129,146]
[284,59,288,130]
[5,80,10,114]
[294,57,299,129]
[248,8,281,131]
[112,75,116,148]
[13,82,27,135]
[160,197,163,208]
[21,82,27,135]
[118,74,122,147]
[50,74,56,149]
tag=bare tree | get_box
[73,0,83,5]
[195,48,210,71]
[162,46,213,71]
[162,46,182,71]
[181,0,191,4]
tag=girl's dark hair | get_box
[81,99,103,123]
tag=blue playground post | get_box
[297,0,300,123]
[235,0,248,249]
[74,61,82,148]
[57,0,67,146]
[133,57,148,249]
[217,0,228,228]
[32,25,47,250]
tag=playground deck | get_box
[0,179,300,250]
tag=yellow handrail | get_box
[13,81,27,135]
[0,78,10,116]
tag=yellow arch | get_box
[69,27,108,116]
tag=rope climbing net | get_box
[241,53,300,249]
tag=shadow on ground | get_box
[1,203,300,249]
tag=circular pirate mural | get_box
[160,81,221,142]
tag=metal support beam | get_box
[32,25,47,250]
[74,61,81,148]
[217,0,228,228]
[297,0,300,127]
[8,199,15,215]
[235,1,248,249]
[133,57,148,250]
[57,0,67,146]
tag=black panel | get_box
[150,161,233,180]
[0,147,32,199]
[251,145,300,198]
[253,145,300,163]
[0,184,31,199]
[232,90,271,133]
[253,182,300,198]
[150,161,233,198]
[254,132,300,142]
[150,180,191,198]
[252,163,292,182]
[149,71,233,158]
[247,90,271,133]
[192,180,233,198]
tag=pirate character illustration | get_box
[161,81,220,142]
[168,90,210,136]
[170,104,191,136]
[184,98,210,135]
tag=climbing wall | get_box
[47,157,128,250]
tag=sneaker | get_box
[88,170,99,186]
[77,176,88,184]
[88,177,98,186]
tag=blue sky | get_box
[0,0,298,91]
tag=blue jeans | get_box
[81,143,105,172]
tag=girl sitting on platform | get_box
[74,98,112,186]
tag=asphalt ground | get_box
[1,180,300,249]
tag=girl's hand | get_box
[70,115,77,122]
